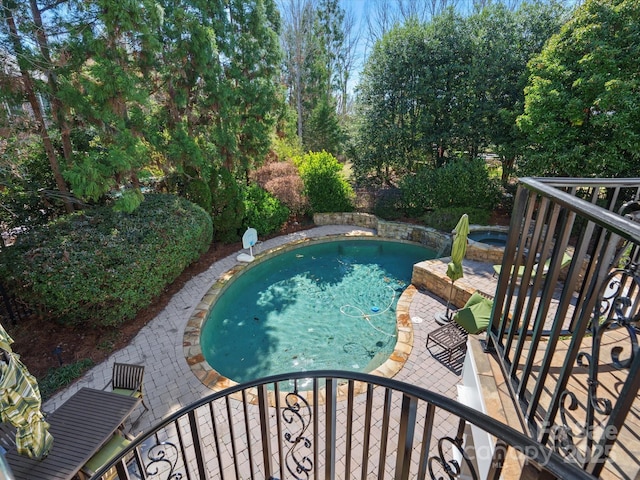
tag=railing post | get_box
[394,394,417,480]
[257,384,274,479]
[325,377,337,480]
[187,410,208,479]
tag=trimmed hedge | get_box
[3,194,212,327]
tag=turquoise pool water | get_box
[200,239,436,385]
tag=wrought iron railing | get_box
[490,177,640,478]
[91,370,592,480]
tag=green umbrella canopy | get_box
[446,214,470,283]
[0,324,53,460]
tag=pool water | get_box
[200,239,435,385]
[468,230,508,247]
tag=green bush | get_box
[185,178,213,213]
[294,151,354,213]
[400,157,502,216]
[209,167,245,243]
[421,207,492,232]
[242,184,290,236]
[2,194,212,327]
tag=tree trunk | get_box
[3,4,74,213]
[29,0,74,166]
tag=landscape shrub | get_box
[373,188,404,220]
[39,359,95,401]
[209,167,245,243]
[2,194,212,327]
[253,161,307,214]
[185,178,213,213]
[400,157,502,215]
[294,151,354,213]
[421,207,492,232]
[242,184,290,236]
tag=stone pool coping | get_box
[183,233,418,405]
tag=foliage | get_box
[280,0,352,153]
[2,194,212,327]
[294,151,354,213]
[38,359,95,401]
[399,158,502,216]
[421,207,492,233]
[517,0,640,178]
[0,134,66,230]
[185,178,213,213]
[209,167,245,243]
[242,184,290,236]
[353,4,566,185]
[373,189,404,221]
[253,161,308,214]
[1,0,285,219]
[302,94,345,157]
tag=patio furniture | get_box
[426,321,468,362]
[493,252,572,278]
[0,423,16,453]
[4,387,140,480]
[104,362,148,412]
[78,431,133,480]
[426,292,493,362]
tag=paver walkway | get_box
[44,226,498,438]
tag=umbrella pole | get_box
[445,280,454,318]
[435,279,455,325]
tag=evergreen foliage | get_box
[209,167,245,243]
[353,4,566,185]
[303,94,345,157]
[295,151,354,213]
[399,158,502,216]
[517,0,640,178]
[1,195,212,327]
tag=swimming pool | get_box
[199,239,435,387]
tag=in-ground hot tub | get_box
[468,229,508,247]
[466,225,509,264]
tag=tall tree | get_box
[517,0,640,178]
[280,0,316,139]
[222,0,284,178]
[354,2,566,185]
[29,0,74,165]
[59,0,162,211]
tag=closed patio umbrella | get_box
[0,324,53,460]
[436,214,469,324]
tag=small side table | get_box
[426,322,468,362]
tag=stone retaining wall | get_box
[411,260,479,309]
[313,213,449,253]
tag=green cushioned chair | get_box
[80,433,132,479]
[493,252,572,279]
[104,362,149,411]
[453,292,493,334]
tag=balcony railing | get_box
[489,178,640,478]
[92,370,592,480]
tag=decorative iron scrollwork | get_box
[144,441,183,480]
[282,386,313,479]
[552,243,640,467]
[427,436,478,479]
